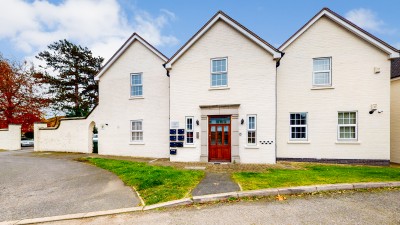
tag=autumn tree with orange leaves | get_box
[0,54,48,132]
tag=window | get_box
[247,115,257,144]
[211,58,227,87]
[290,113,307,140]
[186,117,194,144]
[313,58,331,86]
[131,73,143,97]
[131,120,143,142]
[338,112,357,140]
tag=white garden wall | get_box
[34,119,95,153]
[0,124,21,150]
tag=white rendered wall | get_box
[34,119,93,153]
[93,40,170,158]
[0,124,21,150]
[277,16,391,160]
[391,79,400,163]
[169,20,277,164]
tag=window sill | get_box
[184,145,196,148]
[335,141,361,145]
[310,86,334,90]
[245,145,260,149]
[209,87,230,91]
[129,97,144,100]
[287,140,310,144]
[129,142,145,145]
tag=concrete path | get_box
[0,150,139,222]
[191,172,240,196]
[37,190,400,225]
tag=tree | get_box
[0,54,47,132]
[35,39,104,117]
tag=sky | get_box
[0,0,399,64]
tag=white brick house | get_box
[34,8,400,164]
[277,8,398,164]
[165,11,281,164]
[391,58,400,164]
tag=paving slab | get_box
[184,166,206,170]
[191,172,240,196]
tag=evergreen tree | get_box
[36,39,104,117]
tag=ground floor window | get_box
[290,113,307,140]
[338,111,357,140]
[186,116,194,144]
[247,115,257,144]
[131,120,143,142]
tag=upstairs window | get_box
[338,112,357,140]
[186,117,194,144]
[131,73,143,97]
[247,115,257,145]
[313,58,331,86]
[211,58,227,87]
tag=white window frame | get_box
[289,112,308,140]
[312,57,332,86]
[247,115,257,145]
[337,111,358,141]
[210,57,228,88]
[130,73,143,97]
[130,120,143,142]
[185,116,194,145]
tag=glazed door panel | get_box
[208,116,231,162]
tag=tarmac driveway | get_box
[0,150,140,222]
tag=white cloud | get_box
[132,10,179,47]
[345,8,396,34]
[0,0,178,62]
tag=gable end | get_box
[165,11,281,69]
[94,33,168,80]
[279,8,399,59]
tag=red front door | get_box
[208,116,231,162]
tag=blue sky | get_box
[0,0,399,63]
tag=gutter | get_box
[163,63,171,156]
[275,52,285,163]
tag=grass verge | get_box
[233,164,400,190]
[84,158,204,205]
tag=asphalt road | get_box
[42,190,400,225]
[0,150,139,222]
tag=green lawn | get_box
[233,164,400,190]
[86,158,204,205]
